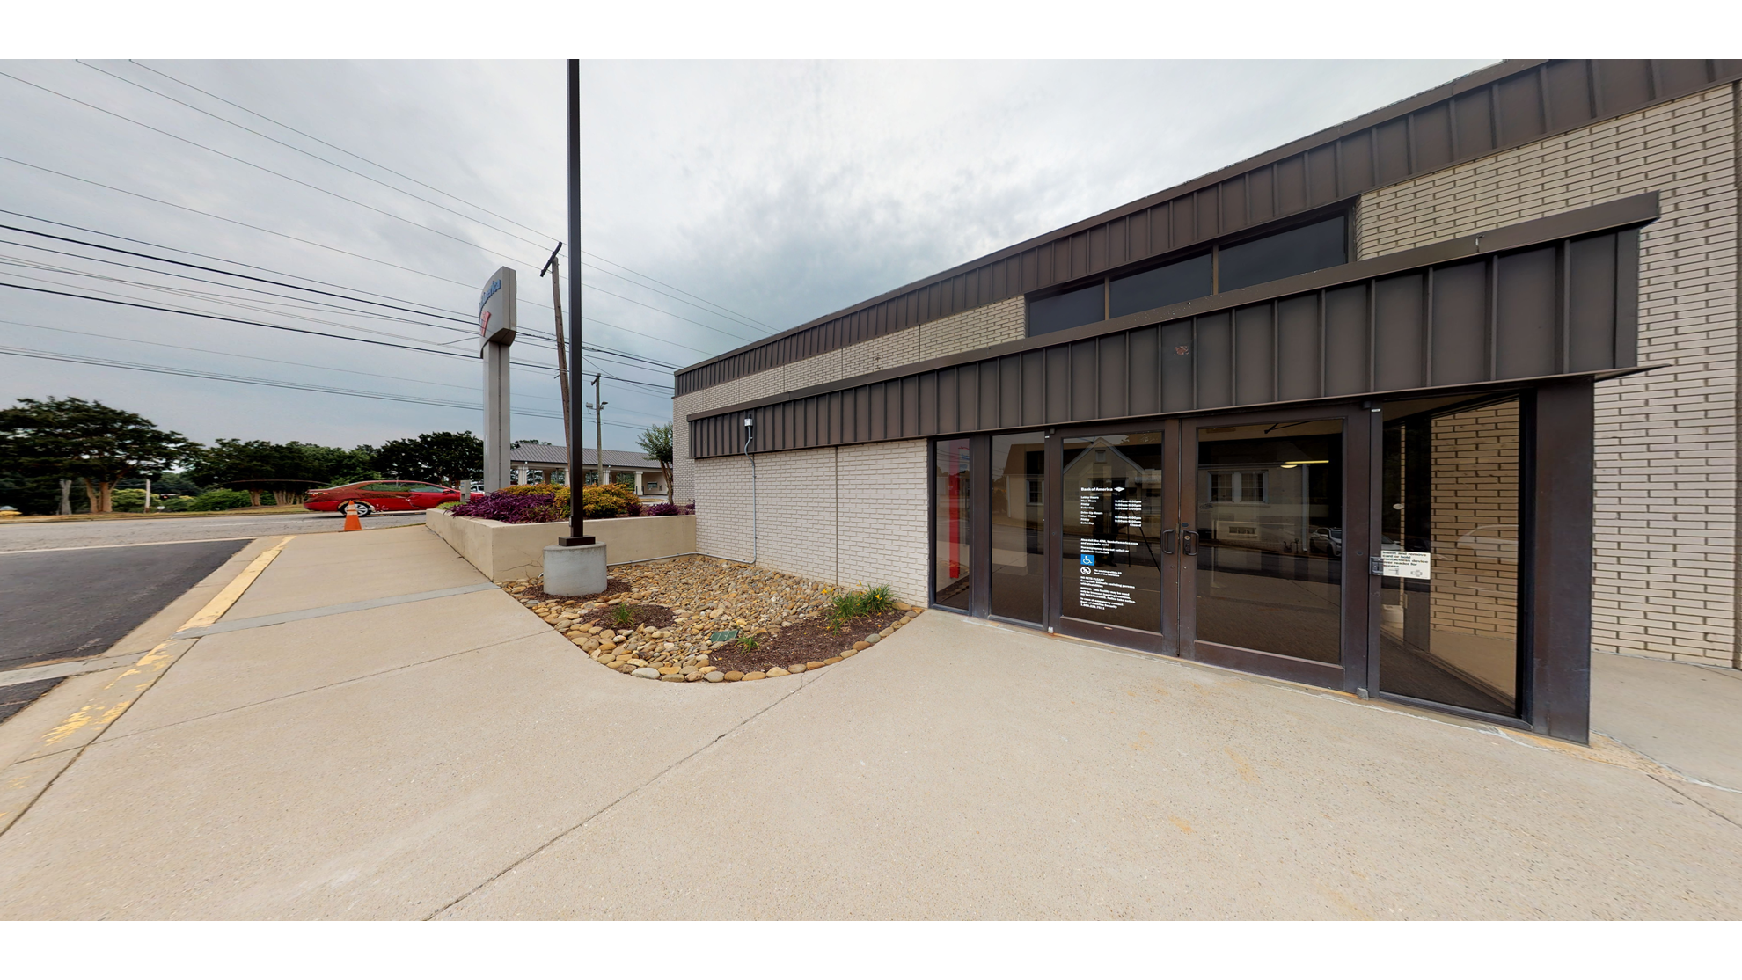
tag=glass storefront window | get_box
[1379,395,1521,716]
[932,438,972,611]
[1062,433,1164,633]
[1194,419,1344,663]
[989,432,1047,624]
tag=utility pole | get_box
[588,374,607,487]
[540,243,572,485]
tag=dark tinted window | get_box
[1218,215,1346,293]
[1028,282,1104,336]
[1109,253,1212,318]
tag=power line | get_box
[582,251,774,330]
[0,213,474,327]
[0,206,461,318]
[0,68,540,271]
[0,264,484,354]
[0,154,492,294]
[80,60,556,256]
[0,316,565,403]
[583,281,754,343]
[1,343,655,433]
[0,234,470,333]
[128,60,776,336]
[577,259,767,334]
[129,59,560,248]
[1,156,744,361]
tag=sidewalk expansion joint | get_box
[87,627,551,747]
[172,583,498,639]
[0,536,294,838]
[427,672,825,920]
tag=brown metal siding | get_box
[694,225,1637,457]
[676,60,1724,399]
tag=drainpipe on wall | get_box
[743,415,757,565]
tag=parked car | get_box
[1308,526,1342,556]
[304,481,462,517]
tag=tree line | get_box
[0,396,484,515]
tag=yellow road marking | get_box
[40,536,293,747]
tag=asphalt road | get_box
[0,509,427,553]
[0,510,428,673]
[0,538,249,672]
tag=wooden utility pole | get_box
[589,374,607,487]
[540,244,572,484]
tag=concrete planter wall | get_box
[426,508,697,583]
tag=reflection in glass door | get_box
[932,438,972,612]
[989,431,1047,624]
[1186,419,1345,675]
[1060,432,1165,644]
[1378,395,1520,717]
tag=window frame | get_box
[1025,201,1355,339]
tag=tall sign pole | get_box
[478,266,518,492]
[560,58,594,547]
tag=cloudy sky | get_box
[0,59,1493,455]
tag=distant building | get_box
[507,444,667,498]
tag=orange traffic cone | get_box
[342,501,362,531]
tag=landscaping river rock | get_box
[502,555,921,683]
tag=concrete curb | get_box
[0,535,294,836]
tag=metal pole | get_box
[144,476,151,513]
[560,58,593,546]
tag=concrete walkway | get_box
[0,524,1738,919]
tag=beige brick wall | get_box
[1360,84,1741,667]
[836,440,930,602]
[1430,400,1521,640]
[691,439,929,603]
[673,295,1026,504]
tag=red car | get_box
[304,480,463,517]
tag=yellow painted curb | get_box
[38,535,294,748]
[0,536,294,835]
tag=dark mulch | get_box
[513,576,633,604]
[580,602,675,631]
[706,609,906,674]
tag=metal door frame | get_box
[1172,401,1374,693]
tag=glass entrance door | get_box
[1176,414,1351,687]
[1057,428,1173,654]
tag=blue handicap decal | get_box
[1080,553,1095,566]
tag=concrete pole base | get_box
[543,543,607,596]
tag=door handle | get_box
[1162,528,1176,554]
[1180,523,1197,556]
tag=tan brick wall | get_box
[835,440,930,603]
[1429,400,1521,640]
[674,296,1026,506]
[691,439,929,603]
[1360,84,1741,667]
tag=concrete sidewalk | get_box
[0,524,1738,919]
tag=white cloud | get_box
[0,58,1491,453]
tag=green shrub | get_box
[111,488,147,512]
[162,489,254,512]
[580,483,640,519]
[826,585,897,631]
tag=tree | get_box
[637,424,674,503]
[297,443,378,489]
[374,431,483,488]
[188,439,311,507]
[0,397,197,514]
